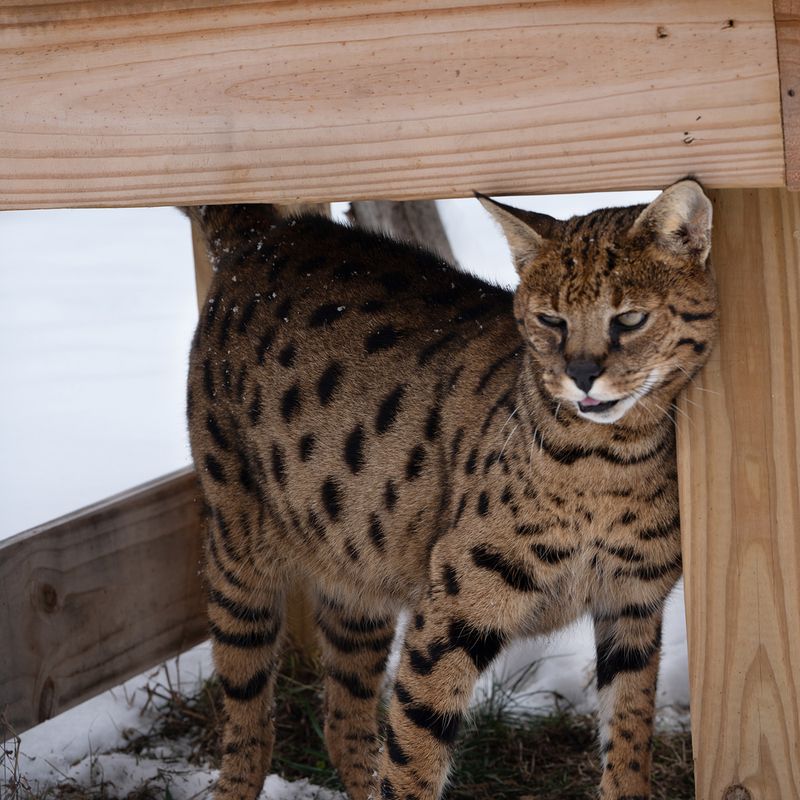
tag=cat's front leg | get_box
[376,580,508,800]
[592,603,665,800]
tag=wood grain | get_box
[677,188,800,799]
[775,1,800,188]
[0,468,207,734]
[0,0,784,210]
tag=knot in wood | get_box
[723,785,752,800]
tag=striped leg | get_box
[377,596,508,800]
[593,605,664,800]
[315,595,396,800]
[205,505,287,800]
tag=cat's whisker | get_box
[499,423,520,460]
[501,405,520,431]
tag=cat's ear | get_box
[475,192,560,273]
[629,179,712,263]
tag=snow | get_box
[2,192,688,798]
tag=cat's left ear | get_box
[475,192,560,273]
[629,179,713,264]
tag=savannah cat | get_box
[185,179,716,800]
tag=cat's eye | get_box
[536,313,566,329]
[614,311,648,330]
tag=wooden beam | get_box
[0,469,207,734]
[0,0,784,210]
[677,188,800,798]
[349,200,457,266]
[775,1,800,188]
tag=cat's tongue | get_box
[580,396,603,406]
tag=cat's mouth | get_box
[577,397,620,414]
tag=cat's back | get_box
[187,208,520,595]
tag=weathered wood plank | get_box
[775,1,800,188]
[349,200,457,266]
[0,0,784,210]
[0,468,207,734]
[677,188,800,799]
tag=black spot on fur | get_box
[384,480,398,511]
[402,702,461,745]
[369,514,386,552]
[344,425,365,474]
[414,613,425,630]
[677,337,706,354]
[442,564,460,595]
[385,725,410,765]
[271,444,287,488]
[219,668,271,701]
[206,413,230,451]
[530,543,575,565]
[236,297,259,334]
[381,778,396,800]
[317,362,343,406]
[278,342,296,367]
[328,668,374,700]
[596,634,660,690]
[322,478,343,522]
[376,385,406,434]
[275,297,292,320]
[425,405,441,441]
[307,509,326,540]
[406,445,426,480]
[471,544,540,592]
[204,454,226,484]
[344,539,360,562]
[448,618,506,671]
[477,491,490,516]
[309,303,346,328]
[281,385,301,423]
[299,433,315,461]
[365,326,402,353]
[465,447,478,475]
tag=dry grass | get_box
[1,658,694,800]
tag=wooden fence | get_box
[1,2,799,798]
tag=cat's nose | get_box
[566,358,604,393]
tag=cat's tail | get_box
[180,202,329,231]
[180,202,330,268]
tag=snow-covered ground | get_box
[2,192,688,798]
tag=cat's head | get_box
[478,180,717,426]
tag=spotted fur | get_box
[186,180,716,800]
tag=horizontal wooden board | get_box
[0,468,207,734]
[0,0,785,209]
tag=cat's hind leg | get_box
[204,500,288,800]
[315,592,397,800]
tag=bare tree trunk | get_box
[348,199,459,268]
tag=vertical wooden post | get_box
[677,188,800,799]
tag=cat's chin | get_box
[573,392,640,424]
